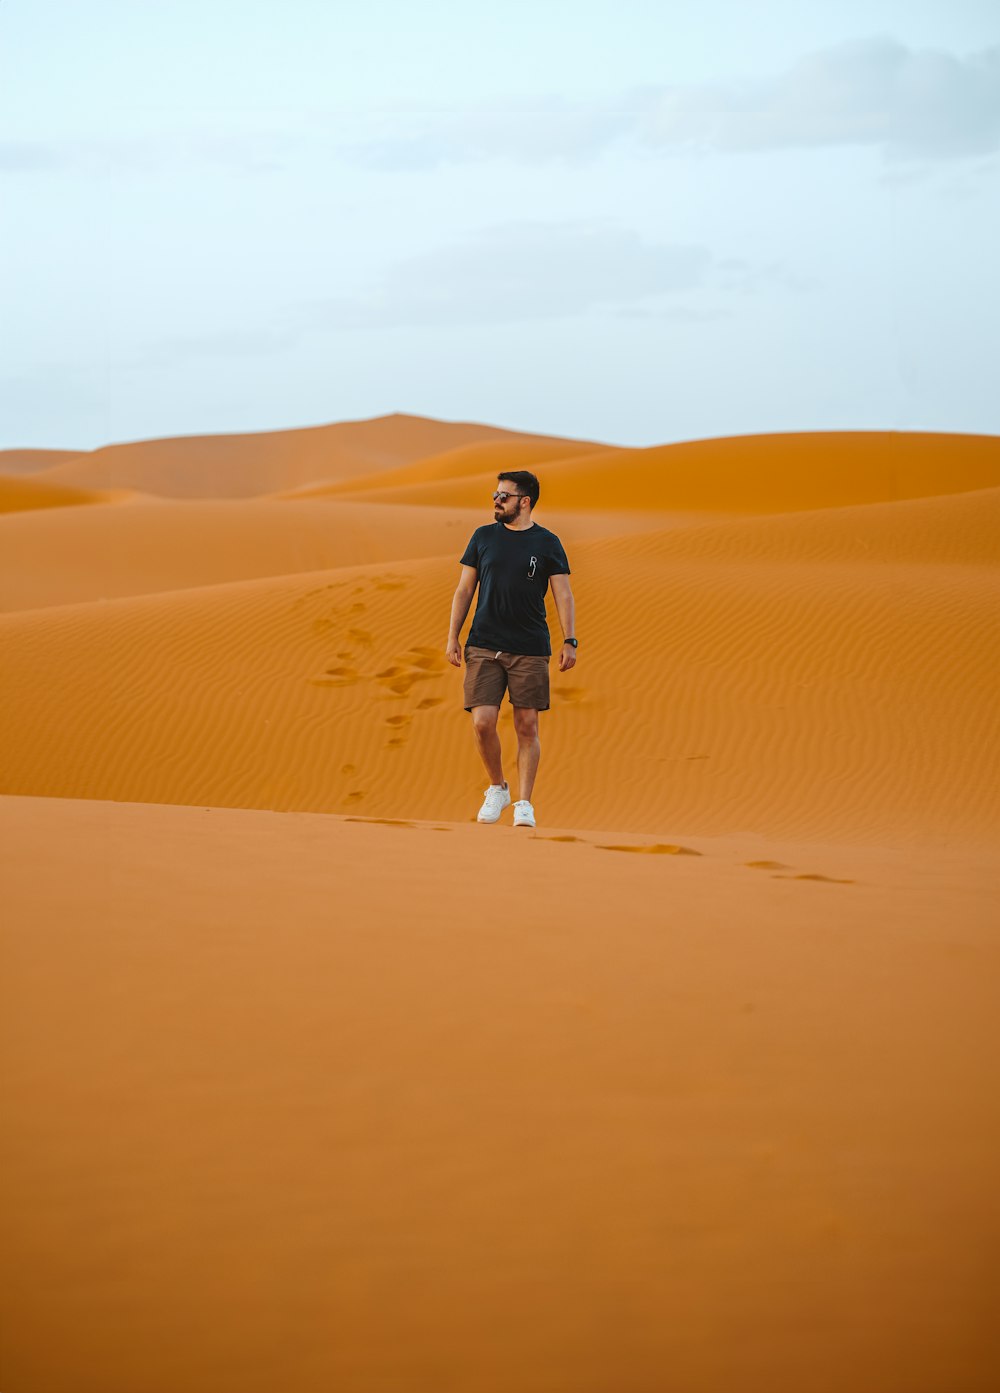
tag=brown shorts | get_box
[463,646,551,712]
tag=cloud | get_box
[0,130,295,177]
[303,222,713,331]
[0,141,68,172]
[337,97,634,171]
[11,39,995,182]
[124,222,716,369]
[640,37,1000,160]
[338,39,1000,169]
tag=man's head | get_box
[493,470,540,522]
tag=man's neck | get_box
[503,517,535,531]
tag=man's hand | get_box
[558,642,577,673]
[446,638,463,668]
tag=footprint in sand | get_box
[310,663,362,687]
[303,582,346,599]
[346,817,413,828]
[341,763,356,776]
[406,650,449,672]
[347,628,373,646]
[772,873,855,884]
[386,673,438,697]
[417,697,444,710]
[374,650,449,697]
[745,860,790,871]
[384,715,411,727]
[539,835,585,843]
[346,791,366,803]
[597,843,702,856]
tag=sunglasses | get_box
[492,491,523,503]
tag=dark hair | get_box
[497,470,540,509]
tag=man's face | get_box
[493,481,523,522]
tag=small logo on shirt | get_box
[527,556,538,578]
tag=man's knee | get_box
[471,706,500,738]
[513,708,539,739]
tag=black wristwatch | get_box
[563,637,578,648]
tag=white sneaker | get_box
[512,800,536,828]
[477,783,511,823]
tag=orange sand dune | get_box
[31,414,605,499]
[3,795,998,1393]
[0,447,87,474]
[3,418,1000,1393]
[325,430,1000,514]
[0,498,670,612]
[2,485,997,844]
[278,434,615,499]
[0,473,120,514]
[604,483,1000,568]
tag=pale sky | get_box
[1,0,998,450]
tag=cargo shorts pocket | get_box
[463,647,507,710]
[504,654,550,711]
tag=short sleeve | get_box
[459,532,480,568]
[549,536,571,576]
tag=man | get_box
[446,470,577,828]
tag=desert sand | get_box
[2,415,999,1392]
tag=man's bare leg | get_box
[513,707,540,803]
[471,705,505,786]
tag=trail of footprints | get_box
[301,580,851,882]
[336,820,855,883]
[532,840,853,880]
[301,576,454,805]
[741,859,854,883]
[303,576,583,806]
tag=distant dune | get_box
[276,434,616,500]
[307,430,1000,514]
[25,413,607,499]
[2,413,999,1393]
[0,448,88,475]
[0,473,120,514]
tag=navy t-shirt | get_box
[460,521,571,656]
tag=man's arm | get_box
[549,573,577,671]
[549,572,576,641]
[446,565,479,666]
